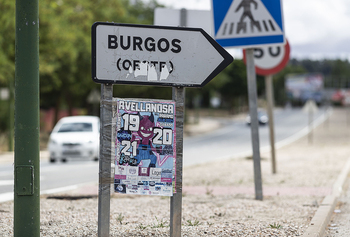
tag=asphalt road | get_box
[183,107,328,166]
[0,107,329,202]
[0,160,99,202]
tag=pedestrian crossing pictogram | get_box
[212,0,285,48]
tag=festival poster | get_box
[114,98,176,196]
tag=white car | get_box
[48,116,100,163]
[246,111,269,125]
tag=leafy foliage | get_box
[0,0,166,133]
[40,0,129,112]
[0,1,15,85]
[37,0,164,119]
[2,0,350,129]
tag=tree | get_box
[0,1,15,138]
[0,1,15,86]
[216,59,248,109]
[39,0,164,123]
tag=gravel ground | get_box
[1,108,350,236]
[325,171,350,236]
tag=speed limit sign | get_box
[243,40,290,76]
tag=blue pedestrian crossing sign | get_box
[211,0,285,48]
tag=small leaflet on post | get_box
[114,98,176,196]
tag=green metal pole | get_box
[14,0,40,235]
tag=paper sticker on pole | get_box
[91,22,233,87]
[243,40,290,76]
[114,98,176,196]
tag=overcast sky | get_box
[153,0,350,60]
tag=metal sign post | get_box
[302,100,318,145]
[243,41,290,174]
[212,0,285,200]
[92,22,233,236]
[246,49,263,201]
[98,84,113,237]
[170,12,186,237]
[265,75,276,174]
[308,107,313,144]
[170,87,185,237]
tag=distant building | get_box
[285,73,324,105]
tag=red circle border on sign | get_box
[243,40,290,76]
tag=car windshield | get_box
[57,122,93,133]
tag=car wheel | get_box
[61,158,67,163]
[49,158,56,163]
[94,157,98,162]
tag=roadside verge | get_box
[301,157,350,237]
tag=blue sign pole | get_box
[246,49,263,201]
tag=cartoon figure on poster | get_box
[114,99,176,196]
[120,113,163,167]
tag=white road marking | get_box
[0,192,14,203]
[40,185,79,195]
[0,180,13,186]
[0,183,94,203]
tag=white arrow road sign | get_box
[92,22,233,87]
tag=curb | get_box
[301,157,350,237]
